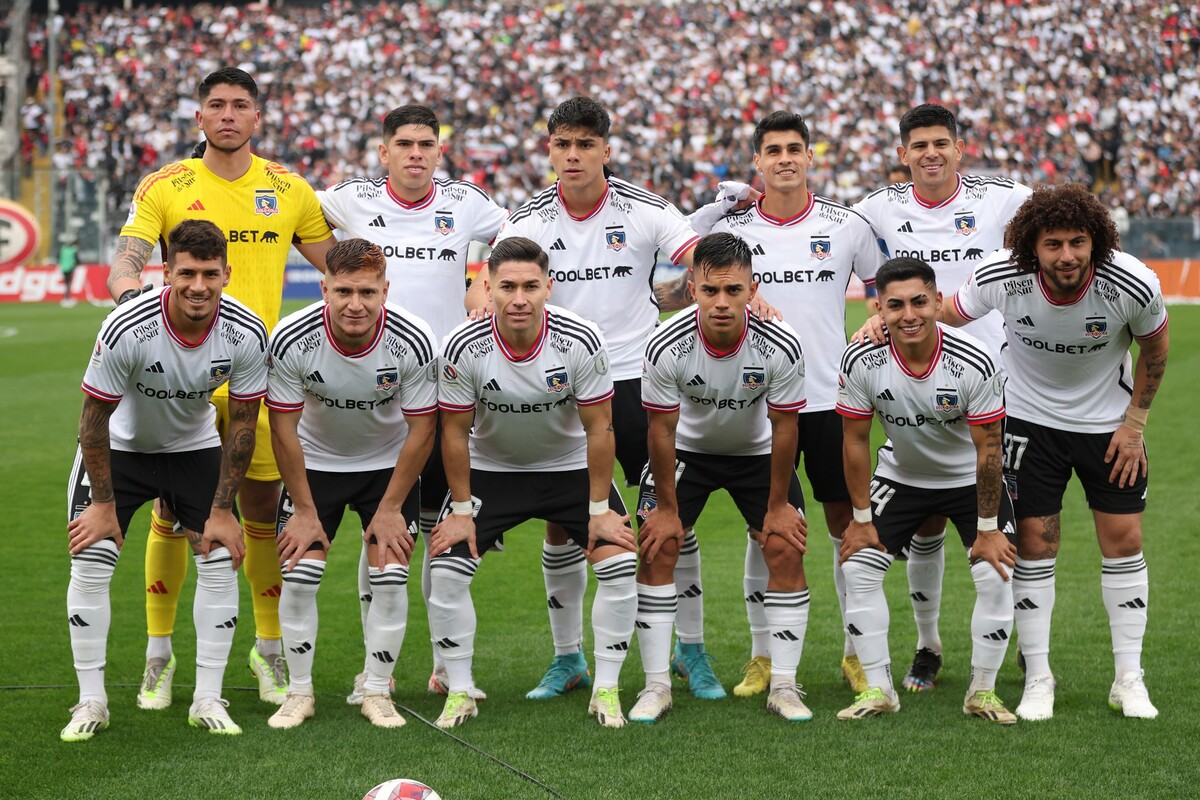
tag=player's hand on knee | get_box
[587,510,635,555]
[366,510,414,568]
[849,314,887,345]
[430,515,477,559]
[1105,427,1148,488]
[67,502,123,554]
[201,508,246,569]
[637,509,684,564]
[759,504,807,554]
[276,509,328,572]
[838,520,884,563]
[971,529,1016,581]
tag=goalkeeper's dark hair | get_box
[167,219,227,265]
[383,105,440,139]
[197,67,259,104]
[548,97,611,139]
[752,111,811,152]
[326,239,386,279]
[875,257,937,294]
[692,232,753,278]
[899,103,957,144]
[1004,184,1118,275]
[488,237,550,276]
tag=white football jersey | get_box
[318,177,507,344]
[643,309,806,456]
[439,305,614,472]
[497,178,700,380]
[266,302,438,471]
[82,288,268,454]
[709,194,881,411]
[954,248,1168,433]
[837,325,1005,489]
[854,174,1032,355]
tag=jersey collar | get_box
[697,308,749,359]
[557,181,608,222]
[386,180,436,211]
[888,326,943,380]
[160,287,219,348]
[1037,266,1094,306]
[493,309,548,362]
[323,305,386,358]
[912,174,962,209]
[756,193,815,226]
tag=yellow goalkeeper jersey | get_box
[120,154,331,331]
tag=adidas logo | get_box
[371,650,396,664]
[876,389,896,401]
[983,628,1009,642]
[745,591,764,604]
[772,630,800,641]
[1119,597,1147,609]
[259,585,281,598]
[68,614,89,627]
[146,580,169,595]
[484,378,502,392]
[686,375,706,387]
[359,593,372,603]
[677,584,702,599]
[751,243,766,256]
[215,616,238,629]
[634,620,650,629]
[606,641,629,651]
[909,591,928,602]
[897,221,914,233]
[368,214,386,228]
[187,200,206,211]
[144,361,165,374]
[290,641,313,654]
[1017,315,1034,326]
[307,371,325,384]
[846,624,863,636]
[435,637,459,649]
[547,596,564,610]
[1014,598,1039,611]
[549,238,566,251]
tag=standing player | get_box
[429,237,638,729]
[109,67,334,710]
[263,239,437,730]
[852,103,1032,692]
[837,257,1017,724]
[632,233,810,723]
[943,185,1168,720]
[692,112,881,699]
[62,220,267,741]
[317,105,506,702]
[481,97,726,701]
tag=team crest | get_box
[209,363,232,384]
[545,371,570,393]
[934,389,959,412]
[637,494,657,523]
[1084,317,1109,339]
[954,215,976,235]
[442,364,459,382]
[254,189,279,217]
[606,230,628,251]
[376,369,398,391]
[809,239,832,259]
[434,215,454,235]
[742,370,766,389]
[1004,475,1019,501]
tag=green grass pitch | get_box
[1,302,1196,799]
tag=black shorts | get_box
[796,409,850,504]
[612,378,648,487]
[636,450,805,532]
[435,468,628,558]
[869,476,1017,556]
[276,468,419,552]
[67,446,223,535]
[419,416,449,510]
[1003,416,1148,517]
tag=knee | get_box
[762,536,803,576]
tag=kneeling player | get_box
[429,237,638,730]
[836,257,1017,723]
[264,240,437,729]
[633,233,810,723]
[62,220,267,740]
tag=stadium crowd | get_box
[18,1,1200,223]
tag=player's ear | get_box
[953,139,964,162]
[687,279,696,302]
[545,275,553,298]
[748,279,759,302]
[320,277,329,304]
[897,144,908,164]
[377,141,389,166]
[603,142,611,164]
[222,264,231,288]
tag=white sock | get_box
[278,558,325,694]
[1013,556,1056,677]
[674,530,704,644]
[428,556,478,694]
[68,540,119,704]
[1101,553,1149,678]
[907,530,945,653]
[969,560,1014,690]
[764,589,810,682]
[591,553,637,690]
[419,510,440,671]
[743,533,770,658]
[357,539,371,672]
[842,549,895,693]
[542,542,587,655]
[635,582,677,685]
[193,547,239,701]
[365,564,409,693]
[146,635,171,662]
[255,637,281,657]
[830,535,855,658]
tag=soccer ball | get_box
[363,779,442,800]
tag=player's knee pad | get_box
[194,547,238,592]
[70,540,119,592]
[970,561,1013,610]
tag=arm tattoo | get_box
[976,421,1003,517]
[652,274,692,311]
[107,237,155,294]
[1137,350,1168,410]
[78,395,118,503]
[213,400,259,510]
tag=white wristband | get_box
[977,516,998,531]
[450,500,473,516]
[852,506,872,524]
[589,500,609,517]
